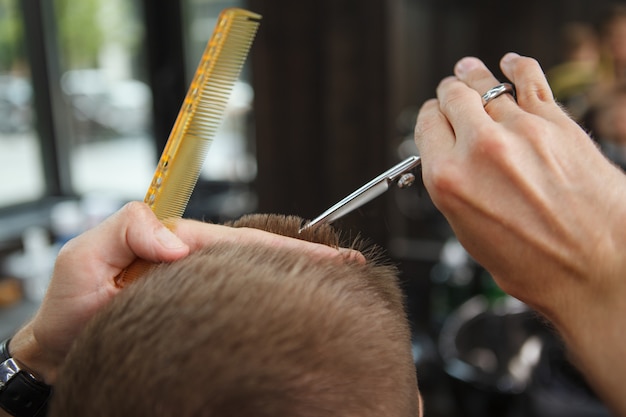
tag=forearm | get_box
[562,329,626,417]
[548,288,626,417]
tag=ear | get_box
[417,390,424,417]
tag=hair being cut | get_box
[49,214,419,417]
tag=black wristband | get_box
[0,339,50,417]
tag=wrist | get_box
[551,292,626,417]
[8,324,57,385]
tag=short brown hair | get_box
[49,215,419,416]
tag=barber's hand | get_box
[414,53,626,330]
[414,53,626,416]
[10,202,190,383]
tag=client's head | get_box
[49,214,420,416]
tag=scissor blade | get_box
[299,156,421,232]
[302,181,389,232]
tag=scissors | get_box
[299,155,421,233]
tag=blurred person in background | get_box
[577,4,626,169]
[546,22,602,122]
[585,82,626,170]
[598,3,626,84]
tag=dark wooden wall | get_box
[248,0,394,245]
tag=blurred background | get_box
[1,0,624,415]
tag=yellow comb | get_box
[116,8,261,287]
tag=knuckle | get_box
[440,89,472,115]
[520,84,554,105]
[473,124,509,157]
[119,201,151,224]
[414,100,441,139]
[513,58,554,104]
[426,157,465,205]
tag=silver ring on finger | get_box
[481,82,516,107]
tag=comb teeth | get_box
[116,9,260,288]
[146,8,261,222]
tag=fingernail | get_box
[502,52,520,61]
[155,227,186,249]
[501,52,520,69]
[454,57,482,77]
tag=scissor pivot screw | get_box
[397,173,415,189]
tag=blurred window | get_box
[53,0,156,201]
[182,0,257,183]
[0,0,45,206]
[0,0,256,222]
